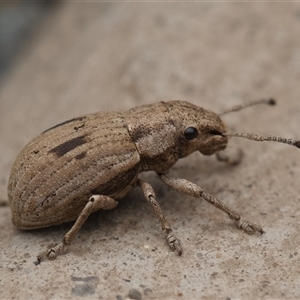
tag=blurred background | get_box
[0,1,54,79]
[1,2,300,299]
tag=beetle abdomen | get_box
[8,111,140,229]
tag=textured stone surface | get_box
[1,2,300,299]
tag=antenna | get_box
[224,133,300,149]
[219,98,276,116]
[219,98,299,149]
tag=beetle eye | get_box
[184,127,198,140]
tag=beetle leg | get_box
[137,178,183,256]
[216,149,243,165]
[158,173,264,235]
[36,195,118,263]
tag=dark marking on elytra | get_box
[42,117,86,134]
[75,151,87,160]
[74,123,85,131]
[49,135,88,157]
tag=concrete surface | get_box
[1,2,300,299]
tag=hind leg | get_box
[36,195,117,263]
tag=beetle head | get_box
[166,101,228,157]
[168,98,300,159]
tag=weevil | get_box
[7,99,300,262]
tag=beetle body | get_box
[10,99,296,262]
[8,101,226,230]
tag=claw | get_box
[236,218,264,235]
[166,233,183,256]
[36,243,65,263]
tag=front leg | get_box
[158,173,264,235]
[216,149,244,165]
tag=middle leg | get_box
[137,178,183,255]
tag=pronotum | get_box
[8,99,300,263]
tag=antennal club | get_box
[219,98,276,116]
[224,133,300,149]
